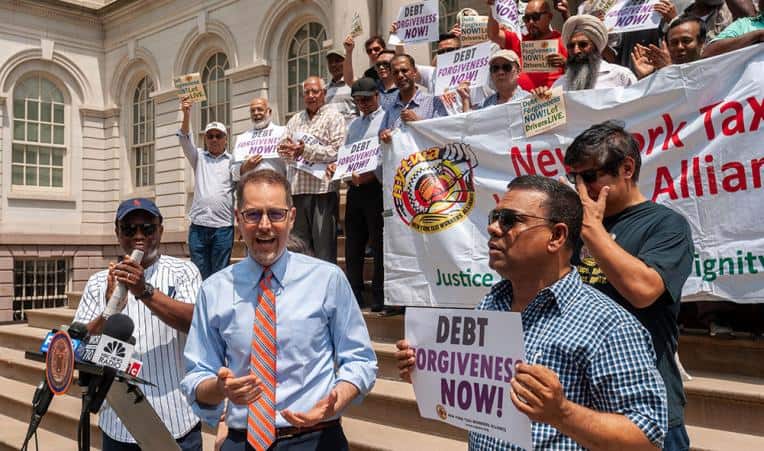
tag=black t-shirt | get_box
[573,201,694,427]
[363,65,380,81]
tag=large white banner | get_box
[383,44,764,307]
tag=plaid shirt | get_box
[284,105,346,195]
[469,269,667,451]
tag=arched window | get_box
[132,76,155,187]
[201,52,230,142]
[12,76,66,188]
[286,22,328,120]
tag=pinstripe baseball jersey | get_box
[74,255,201,443]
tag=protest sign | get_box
[382,45,764,306]
[604,0,662,34]
[332,136,381,181]
[233,126,285,162]
[492,0,522,34]
[460,15,489,46]
[291,132,328,179]
[350,12,363,38]
[388,0,439,45]
[520,39,558,73]
[434,42,492,95]
[521,87,566,137]
[173,73,206,102]
[407,308,532,449]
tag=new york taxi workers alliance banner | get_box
[383,44,764,307]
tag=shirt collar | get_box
[396,88,423,109]
[203,150,232,159]
[492,267,582,314]
[363,106,384,120]
[234,251,290,303]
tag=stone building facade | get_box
[0,0,487,321]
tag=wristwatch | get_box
[137,282,154,301]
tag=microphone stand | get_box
[78,372,92,451]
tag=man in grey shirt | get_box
[177,96,234,280]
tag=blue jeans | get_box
[664,423,690,451]
[101,423,202,451]
[188,224,234,279]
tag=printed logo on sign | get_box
[392,143,478,233]
[436,404,448,420]
[93,337,133,371]
[46,331,74,395]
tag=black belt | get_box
[230,418,341,440]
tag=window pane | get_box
[39,147,51,165]
[26,148,37,164]
[25,166,37,185]
[12,166,24,185]
[28,123,38,142]
[12,146,24,163]
[52,149,64,166]
[28,101,39,121]
[41,103,52,122]
[54,126,64,145]
[41,125,52,143]
[54,104,64,123]
[52,168,63,187]
[39,167,51,187]
[14,100,25,118]
[14,121,25,140]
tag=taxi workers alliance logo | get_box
[392,143,478,233]
[436,404,448,420]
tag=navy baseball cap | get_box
[116,198,162,222]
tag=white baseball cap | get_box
[204,122,227,135]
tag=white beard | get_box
[253,117,271,130]
[566,52,602,91]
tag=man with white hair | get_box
[280,76,345,263]
[232,97,287,179]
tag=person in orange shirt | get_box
[487,0,568,90]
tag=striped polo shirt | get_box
[74,255,201,443]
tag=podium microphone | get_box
[21,322,88,451]
[102,248,144,319]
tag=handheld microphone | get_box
[22,322,89,451]
[87,313,135,413]
[102,249,144,319]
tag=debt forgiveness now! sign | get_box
[407,308,532,449]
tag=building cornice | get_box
[225,61,271,82]
[79,105,120,119]
[4,0,102,25]
[150,87,179,104]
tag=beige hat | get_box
[489,49,521,65]
[203,122,227,135]
[326,47,346,59]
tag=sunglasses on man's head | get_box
[436,47,459,55]
[490,63,515,74]
[488,208,552,234]
[119,223,157,237]
[206,133,225,140]
[522,12,546,22]
[240,208,289,224]
[566,167,603,185]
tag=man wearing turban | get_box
[536,14,637,93]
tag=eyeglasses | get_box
[206,133,225,140]
[488,208,552,234]
[240,208,289,224]
[366,46,384,55]
[375,61,391,69]
[119,223,158,237]
[566,40,591,51]
[566,167,604,184]
[490,63,516,73]
[522,12,546,22]
[436,47,459,55]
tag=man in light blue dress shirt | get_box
[181,169,377,450]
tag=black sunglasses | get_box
[436,47,459,55]
[240,208,289,224]
[366,46,384,55]
[522,12,546,22]
[488,208,552,234]
[490,63,515,73]
[375,61,391,69]
[566,41,591,51]
[119,223,158,237]
[206,133,225,140]
[566,166,604,185]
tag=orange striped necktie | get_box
[247,268,277,451]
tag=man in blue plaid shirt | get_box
[396,175,667,450]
